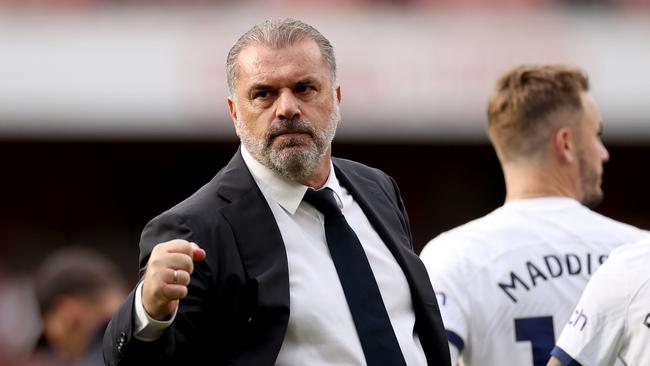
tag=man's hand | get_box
[141,239,207,320]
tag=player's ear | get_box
[553,127,576,165]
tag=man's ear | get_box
[334,85,342,125]
[227,96,240,136]
[553,127,576,164]
[227,96,237,123]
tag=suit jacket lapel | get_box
[217,149,290,365]
[334,160,449,364]
[333,160,435,306]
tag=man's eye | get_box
[296,85,314,94]
[254,90,270,99]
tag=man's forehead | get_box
[236,40,327,77]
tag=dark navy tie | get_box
[303,188,407,366]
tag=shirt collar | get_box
[504,196,582,210]
[241,144,343,214]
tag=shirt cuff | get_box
[133,281,176,341]
[550,346,582,366]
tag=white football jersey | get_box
[552,238,650,366]
[419,197,648,366]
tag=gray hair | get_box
[226,18,337,94]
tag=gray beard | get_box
[236,110,338,183]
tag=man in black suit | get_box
[103,18,450,366]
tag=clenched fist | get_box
[141,239,207,320]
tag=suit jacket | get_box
[103,149,450,366]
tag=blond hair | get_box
[487,64,589,163]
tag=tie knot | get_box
[303,188,341,216]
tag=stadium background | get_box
[1,0,649,359]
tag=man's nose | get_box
[276,90,301,120]
[602,144,610,163]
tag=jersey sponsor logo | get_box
[644,313,650,328]
[497,253,607,303]
[567,308,588,331]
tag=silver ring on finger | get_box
[172,269,179,284]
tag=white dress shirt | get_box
[134,146,426,365]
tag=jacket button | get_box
[117,332,127,354]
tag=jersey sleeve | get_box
[420,234,472,357]
[552,257,629,366]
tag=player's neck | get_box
[503,162,578,203]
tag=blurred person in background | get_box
[103,17,450,366]
[548,235,650,366]
[419,64,648,366]
[31,247,126,366]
